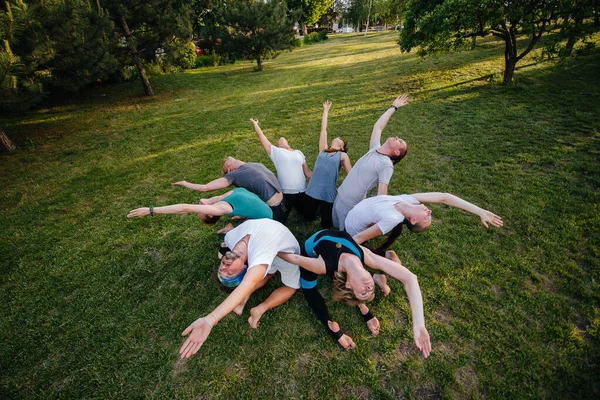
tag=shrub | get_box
[317,30,328,41]
[293,38,304,48]
[303,31,328,45]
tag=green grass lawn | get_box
[1,32,599,399]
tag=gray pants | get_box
[332,197,354,231]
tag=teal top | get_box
[223,188,273,220]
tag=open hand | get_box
[127,208,149,218]
[179,318,212,359]
[249,118,259,125]
[392,94,409,109]
[413,325,431,358]
[481,211,503,228]
[323,100,332,111]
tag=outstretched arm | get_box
[172,177,232,193]
[319,101,332,151]
[127,202,231,218]
[370,94,409,147]
[410,192,503,228]
[179,265,266,358]
[250,118,272,155]
[200,190,234,205]
[362,247,431,358]
[276,252,327,275]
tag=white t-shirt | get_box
[269,146,306,194]
[224,219,300,288]
[345,194,420,236]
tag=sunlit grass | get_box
[1,31,599,399]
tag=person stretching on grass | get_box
[179,219,301,359]
[332,94,410,230]
[250,118,311,222]
[298,100,352,228]
[345,192,504,254]
[127,188,273,232]
[276,230,431,357]
[172,157,286,223]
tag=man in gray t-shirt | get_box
[333,95,410,230]
[172,157,287,223]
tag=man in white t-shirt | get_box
[332,95,410,230]
[250,118,311,223]
[179,219,301,359]
[345,192,504,254]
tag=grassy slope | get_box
[1,32,599,399]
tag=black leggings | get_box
[297,192,333,229]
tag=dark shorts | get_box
[297,193,333,229]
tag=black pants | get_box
[270,201,288,225]
[297,192,333,229]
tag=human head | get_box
[332,265,375,306]
[198,213,220,225]
[404,203,432,232]
[222,157,240,174]
[328,137,348,153]
[217,249,247,287]
[384,137,408,164]
[277,137,290,149]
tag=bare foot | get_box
[248,305,266,328]
[385,250,402,264]
[217,223,234,235]
[373,274,391,297]
[366,316,380,336]
[233,296,249,315]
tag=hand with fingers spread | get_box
[127,208,150,218]
[323,100,332,112]
[392,94,409,109]
[414,325,431,358]
[481,210,503,228]
[179,317,213,359]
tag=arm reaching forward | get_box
[250,118,272,155]
[172,177,232,193]
[370,95,409,147]
[410,192,503,228]
[362,247,431,358]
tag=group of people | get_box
[128,94,503,360]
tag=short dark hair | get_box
[389,146,407,165]
[201,215,221,225]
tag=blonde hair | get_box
[332,271,374,306]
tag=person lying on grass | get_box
[276,229,431,357]
[179,219,301,359]
[297,100,352,228]
[250,118,311,222]
[332,94,410,230]
[345,192,504,255]
[127,188,272,232]
[172,157,287,223]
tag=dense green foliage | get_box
[290,0,333,32]
[1,32,599,398]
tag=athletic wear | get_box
[224,163,282,203]
[305,151,342,203]
[344,194,420,236]
[223,188,273,220]
[269,146,307,194]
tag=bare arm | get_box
[362,247,431,358]
[250,118,272,155]
[377,182,388,195]
[276,252,326,275]
[303,163,312,179]
[370,95,409,147]
[200,190,234,205]
[340,152,352,174]
[172,177,232,193]
[319,101,332,151]
[179,265,266,358]
[410,192,503,228]
[352,224,384,245]
[128,202,231,218]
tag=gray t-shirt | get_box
[224,163,282,202]
[336,142,394,207]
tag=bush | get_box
[303,31,328,45]
[195,51,232,68]
[317,30,328,41]
[293,38,304,48]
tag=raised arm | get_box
[370,95,409,147]
[410,192,503,228]
[250,118,272,155]
[179,265,266,358]
[319,101,332,151]
[362,247,431,358]
[127,202,231,218]
[172,177,232,193]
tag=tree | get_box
[289,0,333,34]
[223,0,296,71]
[400,0,562,84]
[101,0,194,95]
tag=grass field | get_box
[1,31,599,399]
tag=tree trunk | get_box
[503,33,517,85]
[470,36,477,50]
[563,17,583,57]
[120,16,154,96]
[302,24,308,36]
[0,128,17,152]
[256,55,263,72]
[364,0,373,38]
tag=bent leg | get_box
[248,286,296,328]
